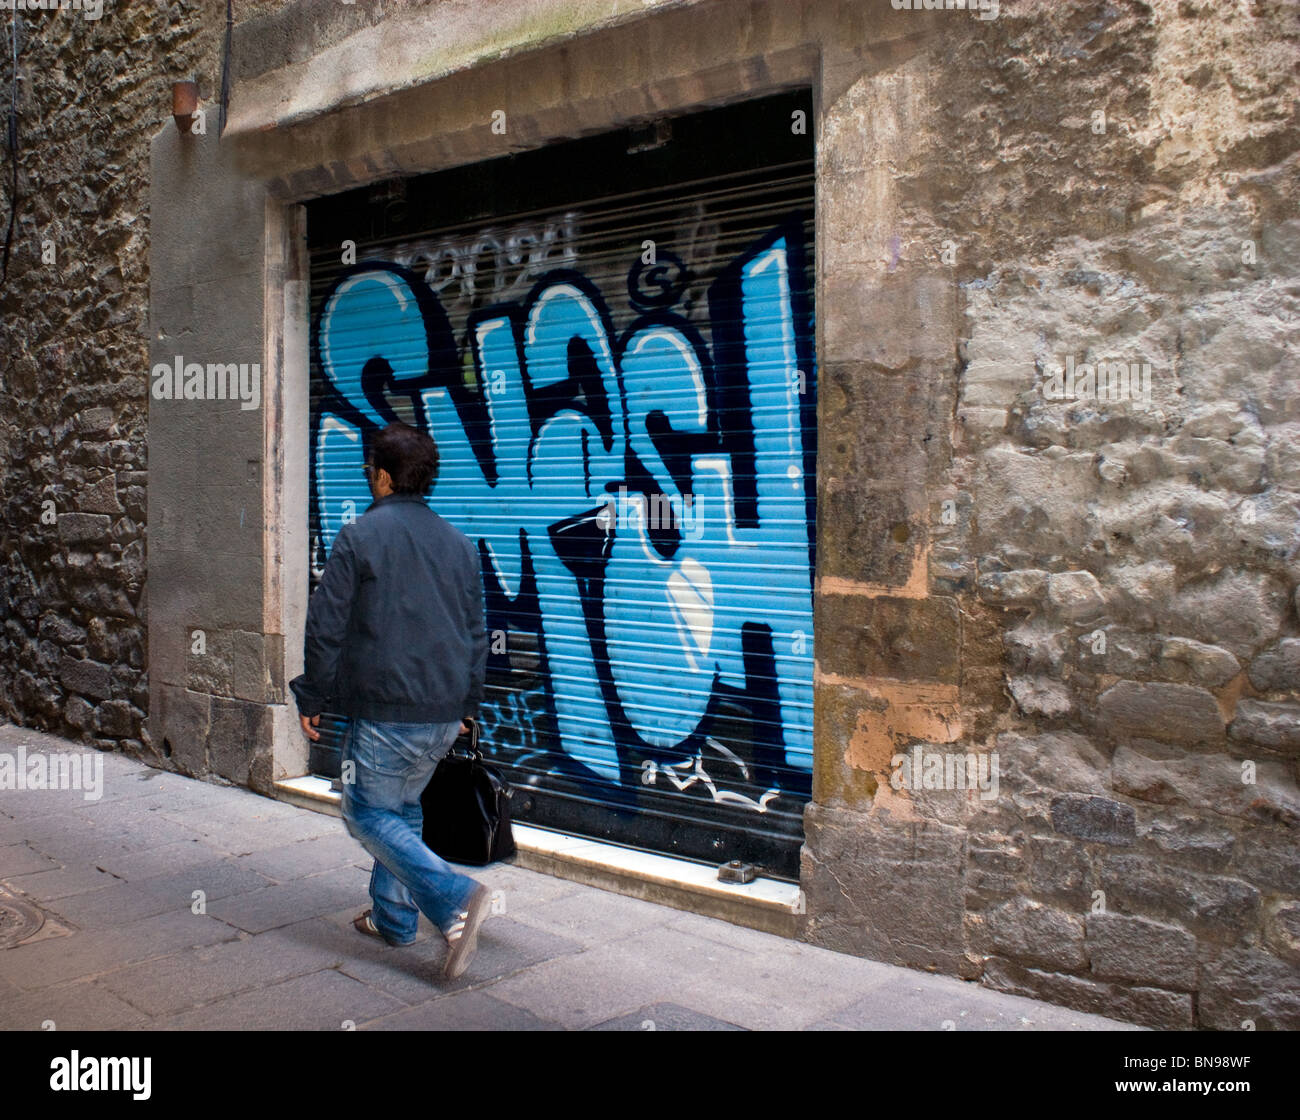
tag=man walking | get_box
[290,420,492,980]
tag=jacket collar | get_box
[370,492,428,507]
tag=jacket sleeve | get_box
[462,536,487,720]
[289,526,360,718]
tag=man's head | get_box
[365,421,440,498]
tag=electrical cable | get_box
[1,13,20,289]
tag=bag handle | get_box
[450,716,481,761]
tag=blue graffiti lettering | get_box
[310,224,814,797]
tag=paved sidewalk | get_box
[0,723,1136,1031]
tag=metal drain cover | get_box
[0,892,45,948]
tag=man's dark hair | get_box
[369,421,440,495]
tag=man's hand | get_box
[300,714,321,741]
[459,721,469,736]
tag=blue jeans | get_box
[339,717,482,944]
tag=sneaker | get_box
[353,909,415,948]
[442,883,492,980]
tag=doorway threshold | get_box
[274,775,803,938]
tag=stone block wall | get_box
[0,0,1295,1030]
[802,0,1299,1029]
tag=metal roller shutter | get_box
[305,91,815,878]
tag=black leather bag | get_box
[420,718,517,865]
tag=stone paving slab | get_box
[486,923,871,1031]
[96,926,358,1017]
[203,865,373,934]
[0,790,102,820]
[90,837,236,881]
[191,818,344,854]
[54,771,182,812]
[151,814,336,853]
[42,877,201,928]
[590,1002,748,1031]
[503,881,678,946]
[2,863,127,903]
[807,971,1140,1031]
[140,859,279,907]
[334,909,588,1003]
[0,808,103,845]
[362,988,560,1031]
[0,907,243,993]
[0,842,61,878]
[231,832,370,883]
[148,968,406,1031]
[0,724,1138,1031]
[12,826,121,868]
[1,978,150,1032]
[77,806,216,854]
[468,859,588,910]
[44,859,276,928]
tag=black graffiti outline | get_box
[307,217,816,804]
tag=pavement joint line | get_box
[120,960,355,1020]
[114,963,368,1023]
[333,967,438,1011]
[351,989,554,1031]
[346,955,552,1022]
[435,922,714,1006]
[333,960,495,1011]
[7,973,146,1013]
[333,921,604,1008]
[8,918,254,991]
[97,978,160,1019]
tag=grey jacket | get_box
[289,492,487,724]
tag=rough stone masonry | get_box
[0,4,224,755]
[803,0,1299,1030]
[0,0,1296,1031]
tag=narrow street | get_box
[0,725,1133,1031]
